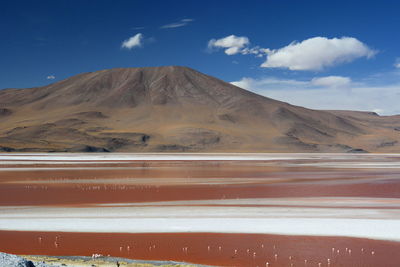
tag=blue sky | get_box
[2,0,400,114]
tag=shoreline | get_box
[1,231,400,267]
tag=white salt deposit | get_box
[1,204,400,241]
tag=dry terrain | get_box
[1,66,400,152]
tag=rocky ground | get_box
[0,252,210,267]
[0,252,48,267]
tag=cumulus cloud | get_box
[46,75,55,80]
[231,75,400,115]
[311,76,351,88]
[161,18,194,29]
[261,37,376,71]
[121,33,143,49]
[210,35,376,71]
[208,35,250,55]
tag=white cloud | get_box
[209,35,375,70]
[208,35,250,55]
[231,76,400,115]
[121,33,143,49]
[46,75,55,80]
[311,76,351,88]
[262,37,376,71]
[241,46,270,57]
[161,19,194,29]
[231,77,308,90]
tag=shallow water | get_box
[0,153,400,266]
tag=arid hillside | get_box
[0,66,399,152]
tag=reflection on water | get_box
[0,153,400,266]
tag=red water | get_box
[1,231,399,267]
[1,156,400,266]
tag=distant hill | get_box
[0,66,399,152]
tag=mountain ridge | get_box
[1,66,399,152]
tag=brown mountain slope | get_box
[0,66,399,152]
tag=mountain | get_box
[0,66,399,152]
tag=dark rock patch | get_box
[142,134,150,143]
[0,146,15,152]
[347,148,368,153]
[378,141,398,147]
[75,111,108,119]
[156,144,190,152]
[68,145,110,152]
[0,108,12,116]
